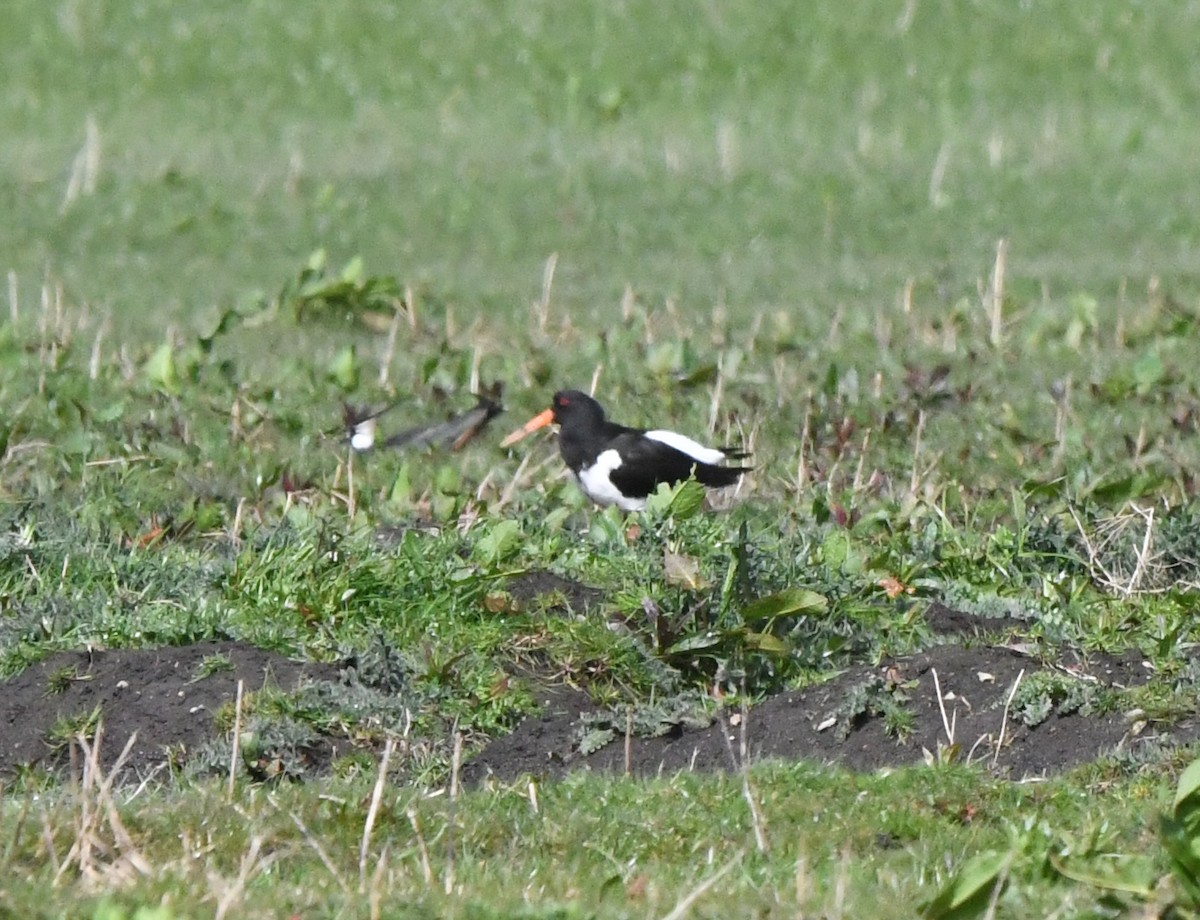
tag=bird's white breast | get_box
[577,449,646,511]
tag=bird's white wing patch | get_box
[645,430,725,465]
[577,449,646,511]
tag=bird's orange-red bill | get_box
[500,408,555,447]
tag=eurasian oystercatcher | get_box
[501,390,749,511]
[341,391,504,452]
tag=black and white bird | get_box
[501,390,749,511]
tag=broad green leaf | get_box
[430,490,458,521]
[644,481,676,515]
[741,631,790,655]
[1065,292,1098,349]
[59,429,95,458]
[1047,851,1154,896]
[1175,757,1200,814]
[1087,471,1165,504]
[389,463,412,504]
[90,900,129,920]
[434,463,460,495]
[1132,350,1165,395]
[94,401,126,423]
[132,907,177,920]
[1162,812,1200,906]
[151,441,193,465]
[667,479,707,520]
[822,529,864,574]
[742,588,827,623]
[340,254,364,284]
[327,344,359,390]
[474,520,522,565]
[635,478,704,517]
[588,508,622,545]
[197,306,246,353]
[646,340,683,375]
[919,849,1009,919]
[144,342,178,394]
[306,247,328,272]
[665,633,722,656]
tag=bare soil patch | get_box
[0,641,341,782]
[463,601,1199,784]
[0,600,1194,786]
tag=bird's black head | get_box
[551,390,605,426]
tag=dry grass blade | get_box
[707,353,726,438]
[738,699,769,854]
[61,114,101,213]
[985,238,1008,347]
[795,401,812,492]
[994,668,1025,769]
[496,448,535,510]
[39,799,61,880]
[716,702,769,853]
[909,409,927,496]
[498,448,563,510]
[831,847,851,920]
[1,792,31,873]
[624,706,633,777]
[359,737,395,887]
[378,300,405,386]
[931,668,956,747]
[1070,503,1169,597]
[228,678,244,801]
[534,251,558,332]
[407,807,435,887]
[368,843,390,920]
[928,141,950,208]
[211,835,270,920]
[982,853,1014,920]
[6,269,17,323]
[286,809,351,898]
[445,729,463,895]
[659,851,743,920]
[55,725,151,889]
[404,284,417,331]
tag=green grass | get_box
[6,2,1200,334]
[0,759,1185,919]
[7,0,1200,916]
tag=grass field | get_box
[6,1,1200,917]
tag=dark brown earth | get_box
[0,641,342,783]
[0,595,1195,786]
[463,639,1172,784]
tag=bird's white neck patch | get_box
[645,429,725,465]
[577,449,646,511]
[350,418,377,451]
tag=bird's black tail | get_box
[694,462,751,488]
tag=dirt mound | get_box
[0,604,1193,787]
[0,641,341,782]
[464,603,1197,784]
[464,642,1173,784]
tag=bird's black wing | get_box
[604,432,745,499]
